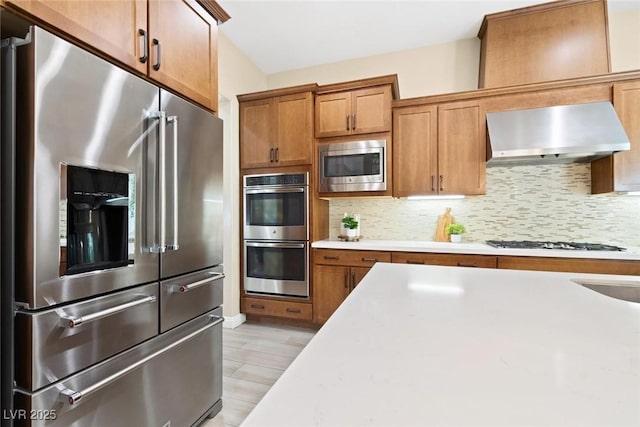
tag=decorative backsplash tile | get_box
[328,164,640,247]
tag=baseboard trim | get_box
[223,313,246,329]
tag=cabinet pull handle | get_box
[138,29,148,63]
[406,260,425,265]
[457,263,479,268]
[352,114,356,130]
[431,175,435,192]
[346,115,350,131]
[351,272,356,289]
[275,147,279,162]
[152,38,161,71]
[361,257,378,262]
[324,255,339,260]
[286,308,301,313]
[439,175,444,191]
[344,272,349,289]
[269,148,274,162]
[250,304,265,309]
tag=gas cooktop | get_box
[485,240,627,251]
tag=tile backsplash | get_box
[328,163,640,247]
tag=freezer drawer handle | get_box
[59,314,224,405]
[59,295,157,329]
[172,272,225,293]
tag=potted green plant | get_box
[341,216,359,238]
[445,223,466,243]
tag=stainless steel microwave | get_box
[318,139,387,192]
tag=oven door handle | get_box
[59,295,157,329]
[59,314,224,405]
[245,241,306,249]
[244,188,305,194]
[171,272,225,293]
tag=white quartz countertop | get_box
[312,239,640,260]
[241,263,640,427]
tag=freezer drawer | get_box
[15,283,159,391]
[160,266,224,332]
[14,308,223,427]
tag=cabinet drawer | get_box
[498,256,640,275]
[244,297,312,321]
[392,252,498,268]
[313,249,391,267]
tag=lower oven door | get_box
[244,241,309,298]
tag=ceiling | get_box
[218,0,640,75]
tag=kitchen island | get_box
[241,263,640,426]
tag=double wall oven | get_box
[243,173,309,298]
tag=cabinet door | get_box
[148,0,218,111]
[393,105,438,197]
[352,86,392,135]
[7,0,147,74]
[240,99,274,169]
[437,100,486,195]
[275,92,313,166]
[350,266,372,291]
[313,264,350,324]
[315,91,352,138]
[610,81,640,191]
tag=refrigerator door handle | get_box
[171,272,225,294]
[59,295,157,328]
[58,314,224,405]
[166,115,179,251]
[148,110,168,253]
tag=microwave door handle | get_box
[245,242,306,249]
[244,188,305,194]
[166,115,179,251]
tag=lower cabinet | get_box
[313,249,391,324]
[391,252,498,268]
[498,256,640,276]
[243,297,312,321]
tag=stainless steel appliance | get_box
[318,139,386,192]
[486,240,626,251]
[243,173,309,298]
[1,26,224,426]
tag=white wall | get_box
[609,8,640,72]
[267,38,480,97]
[218,32,267,321]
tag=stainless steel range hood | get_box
[486,101,630,166]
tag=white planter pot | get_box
[346,228,357,238]
[450,234,462,243]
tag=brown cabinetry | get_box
[315,86,392,138]
[392,252,497,268]
[243,297,312,321]
[478,0,610,88]
[6,0,227,112]
[239,88,315,169]
[313,249,391,324]
[393,100,485,196]
[498,256,640,276]
[592,80,640,193]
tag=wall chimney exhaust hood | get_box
[486,101,630,166]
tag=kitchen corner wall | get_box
[329,163,640,247]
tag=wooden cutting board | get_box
[434,208,454,242]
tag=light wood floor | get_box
[202,322,317,427]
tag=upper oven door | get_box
[244,186,308,241]
[15,27,160,309]
[319,139,386,192]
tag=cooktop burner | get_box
[485,240,627,251]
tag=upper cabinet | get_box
[4,0,229,112]
[393,100,486,197]
[315,75,398,138]
[478,0,610,88]
[592,80,640,193]
[239,85,317,170]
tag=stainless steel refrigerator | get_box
[1,25,224,426]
